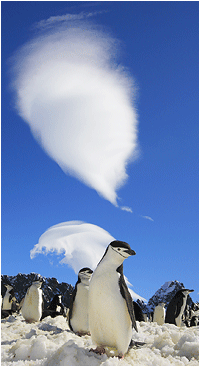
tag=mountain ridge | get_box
[1,273,195,313]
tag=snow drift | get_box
[1,314,199,365]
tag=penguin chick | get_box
[21,281,43,323]
[88,240,137,358]
[165,289,194,327]
[68,267,93,336]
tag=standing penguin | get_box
[21,281,43,322]
[165,289,194,327]
[133,301,145,322]
[2,285,15,311]
[88,240,137,358]
[68,267,93,336]
[153,303,166,325]
[41,294,65,320]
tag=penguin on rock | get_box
[165,289,194,327]
[21,281,43,323]
[68,267,93,336]
[88,240,138,358]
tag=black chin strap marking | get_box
[111,246,127,258]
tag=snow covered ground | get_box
[1,314,199,366]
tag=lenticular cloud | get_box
[11,18,138,205]
[30,221,115,273]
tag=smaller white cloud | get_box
[30,221,115,273]
[31,221,146,301]
[34,11,105,30]
[141,215,154,222]
[121,206,133,213]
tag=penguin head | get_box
[78,267,93,285]
[32,281,42,289]
[58,295,62,303]
[110,241,136,258]
[53,294,62,303]
[99,240,136,267]
[181,289,194,297]
[5,285,13,292]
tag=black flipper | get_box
[68,280,79,331]
[117,264,138,332]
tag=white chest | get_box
[22,287,42,322]
[175,298,187,327]
[2,293,12,310]
[70,283,89,332]
[153,306,165,325]
[88,267,132,354]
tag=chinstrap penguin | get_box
[21,281,43,323]
[1,285,17,318]
[165,289,194,327]
[88,240,138,358]
[153,303,166,325]
[41,294,66,319]
[133,301,145,322]
[68,267,93,336]
[2,285,15,311]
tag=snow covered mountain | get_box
[137,280,195,314]
[1,273,74,308]
[1,274,195,313]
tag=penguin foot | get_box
[129,340,146,348]
[117,353,124,359]
[89,346,106,355]
[76,331,91,337]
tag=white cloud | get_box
[10,17,138,206]
[141,215,154,222]
[30,220,145,300]
[120,206,133,213]
[30,221,115,273]
[34,11,106,30]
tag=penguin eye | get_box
[118,248,121,251]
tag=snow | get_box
[1,314,199,366]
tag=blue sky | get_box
[1,1,199,303]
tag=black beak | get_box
[125,249,136,256]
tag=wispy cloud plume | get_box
[11,16,138,206]
[34,11,106,30]
[30,221,115,273]
[141,215,154,222]
[120,206,133,213]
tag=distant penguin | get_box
[21,281,43,322]
[68,267,93,336]
[88,240,138,358]
[149,311,154,322]
[165,289,194,327]
[133,301,145,322]
[190,315,199,327]
[2,285,14,310]
[153,303,166,325]
[41,294,65,319]
[49,295,63,313]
